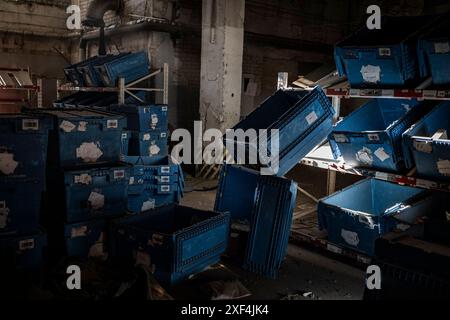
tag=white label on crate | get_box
[88,191,105,209]
[129,177,135,185]
[74,173,92,185]
[0,202,9,229]
[143,133,151,141]
[327,243,342,254]
[160,176,170,183]
[113,170,125,180]
[60,120,76,133]
[77,121,87,132]
[162,106,167,112]
[160,132,167,138]
[19,239,35,251]
[341,229,359,247]
[121,133,128,139]
[88,232,105,259]
[141,198,155,212]
[356,147,373,165]
[161,185,170,192]
[22,119,39,131]
[161,166,170,174]
[76,142,103,162]
[333,134,348,143]
[149,144,160,156]
[401,103,412,112]
[379,48,391,56]
[151,114,158,126]
[413,140,433,153]
[71,225,88,238]
[358,215,376,229]
[375,171,389,181]
[434,42,450,54]
[107,120,118,129]
[368,134,380,141]
[437,160,450,176]
[374,147,390,162]
[0,153,18,175]
[305,111,318,125]
[360,65,381,83]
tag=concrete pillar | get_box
[199,0,245,132]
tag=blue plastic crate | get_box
[77,54,128,87]
[129,160,184,185]
[0,179,43,236]
[418,19,450,85]
[111,204,230,284]
[402,101,450,181]
[335,16,436,87]
[243,175,297,278]
[95,51,150,87]
[127,188,182,213]
[0,230,47,272]
[328,98,433,172]
[110,104,168,131]
[129,130,168,159]
[64,56,100,87]
[47,164,130,223]
[63,219,106,259]
[317,179,435,256]
[0,114,51,183]
[226,87,334,176]
[29,108,126,167]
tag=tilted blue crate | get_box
[418,19,450,85]
[328,98,433,172]
[47,164,130,223]
[95,51,150,87]
[64,56,100,87]
[0,179,43,236]
[63,219,106,259]
[110,104,168,131]
[0,114,51,184]
[0,230,47,272]
[28,108,126,167]
[402,101,450,181]
[335,16,437,87]
[225,87,334,177]
[243,175,297,278]
[317,179,435,256]
[129,130,168,159]
[77,54,128,87]
[110,204,230,284]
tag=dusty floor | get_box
[180,167,367,300]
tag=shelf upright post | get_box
[327,96,341,195]
[37,78,43,108]
[118,77,125,104]
[163,63,169,105]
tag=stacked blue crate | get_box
[0,114,51,271]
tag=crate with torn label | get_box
[109,104,168,132]
[46,164,130,223]
[94,51,150,87]
[403,101,450,181]
[27,108,126,167]
[0,179,43,236]
[128,130,168,159]
[328,98,433,172]
[335,15,437,87]
[417,18,450,85]
[110,204,230,284]
[317,179,436,256]
[0,114,52,184]
[128,183,183,213]
[77,54,129,87]
[0,230,47,272]
[62,219,107,259]
[64,56,100,87]
[225,87,335,177]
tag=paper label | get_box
[143,133,151,141]
[356,147,373,165]
[19,239,35,250]
[0,153,18,175]
[360,65,381,83]
[151,114,158,126]
[437,160,450,176]
[160,185,170,192]
[431,129,447,140]
[434,42,450,54]
[368,134,380,141]
[161,166,170,174]
[78,121,87,132]
[334,134,348,143]
[22,119,39,131]
[149,144,160,156]
[129,177,135,185]
[60,120,76,133]
[374,147,390,162]
[341,229,359,246]
[76,142,103,162]
[141,199,155,212]
[414,140,433,153]
[71,225,88,238]
[107,120,118,129]
[162,106,167,112]
[160,176,170,183]
[74,173,92,185]
[88,191,105,210]
[305,111,318,125]
[379,48,391,56]
[113,170,125,179]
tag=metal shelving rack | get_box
[57,63,169,105]
[0,67,41,106]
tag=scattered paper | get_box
[360,65,381,83]
[141,199,155,211]
[356,147,373,165]
[88,191,105,210]
[341,229,359,246]
[76,142,103,162]
[74,173,92,185]
[149,144,161,156]
[374,147,390,162]
[60,120,76,133]
[78,121,87,132]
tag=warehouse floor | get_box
[180,166,367,300]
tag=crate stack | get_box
[0,114,51,273]
[110,104,185,213]
[25,108,131,261]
